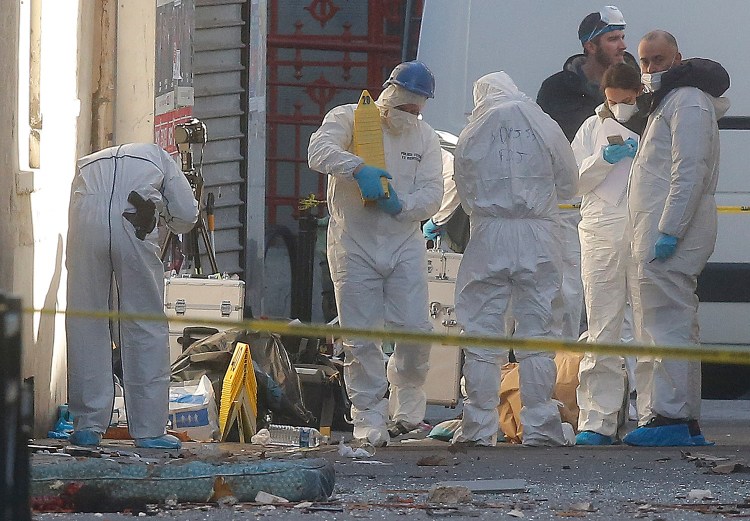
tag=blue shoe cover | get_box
[690,434,715,446]
[623,423,704,447]
[134,434,182,449]
[575,431,613,446]
[68,429,102,447]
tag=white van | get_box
[417,0,750,398]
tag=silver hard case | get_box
[163,277,245,362]
[424,250,463,406]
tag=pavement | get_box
[33,400,750,520]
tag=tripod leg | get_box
[161,232,173,263]
[161,232,184,272]
[189,227,202,274]
[199,218,219,274]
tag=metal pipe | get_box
[401,0,415,62]
[291,209,317,322]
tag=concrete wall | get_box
[18,0,92,435]
[0,0,20,295]
[2,0,156,435]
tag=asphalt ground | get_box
[30,400,750,520]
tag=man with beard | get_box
[538,6,630,141]
[537,6,633,345]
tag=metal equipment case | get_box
[164,277,245,362]
[424,249,463,406]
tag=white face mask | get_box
[610,102,638,122]
[380,108,419,134]
[641,71,665,93]
[641,57,676,93]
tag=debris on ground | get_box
[427,484,473,504]
[416,454,449,466]
[338,439,375,458]
[687,489,714,500]
[254,490,289,504]
[435,479,527,493]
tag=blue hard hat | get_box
[383,60,435,98]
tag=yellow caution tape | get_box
[352,90,389,205]
[717,205,750,213]
[29,307,750,366]
[560,203,750,213]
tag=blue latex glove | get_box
[422,218,443,240]
[603,143,631,164]
[654,233,678,260]
[623,137,638,157]
[353,165,391,199]
[377,183,402,215]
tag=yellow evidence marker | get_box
[352,90,390,206]
[219,342,258,442]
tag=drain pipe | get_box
[401,0,415,62]
[291,208,318,322]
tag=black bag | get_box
[170,328,315,429]
[291,359,352,433]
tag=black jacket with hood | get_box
[537,52,639,142]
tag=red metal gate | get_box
[266,0,422,228]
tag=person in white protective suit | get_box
[66,143,199,449]
[571,62,649,445]
[422,136,459,245]
[623,31,730,447]
[451,72,578,447]
[537,6,631,341]
[307,61,443,446]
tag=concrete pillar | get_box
[115,0,156,143]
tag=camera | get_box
[174,118,207,146]
[174,118,207,173]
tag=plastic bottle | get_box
[266,424,328,448]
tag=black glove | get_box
[123,191,157,240]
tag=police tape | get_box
[27,306,750,365]
[560,203,750,213]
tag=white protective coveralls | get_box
[66,143,198,438]
[629,87,729,421]
[452,72,578,446]
[308,87,443,445]
[572,107,640,437]
[554,204,584,340]
[431,147,460,229]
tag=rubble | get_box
[427,484,473,504]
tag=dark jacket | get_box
[537,52,639,142]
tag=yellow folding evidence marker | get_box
[219,342,258,442]
[353,90,390,206]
